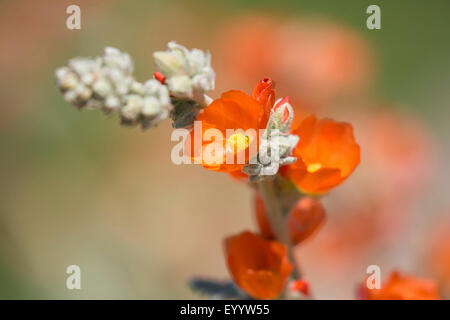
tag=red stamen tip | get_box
[153,72,165,84]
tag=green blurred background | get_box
[0,0,449,299]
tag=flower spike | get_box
[55,47,172,129]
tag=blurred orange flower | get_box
[224,231,293,299]
[254,194,326,245]
[287,197,326,245]
[275,21,372,108]
[287,115,360,194]
[353,111,435,203]
[214,15,371,113]
[291,110,435,281]
[303,205,380,276]
[361,271,440,300]
[214,15,278,89]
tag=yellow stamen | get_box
[227,133,250,152]
[307,163,322,173]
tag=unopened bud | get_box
[252,77,275,109]
[153,51,186,77]
[167,75,193,99]
[267,96,294,134]
[153,41,215,105]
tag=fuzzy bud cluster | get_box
[55,47,172,129]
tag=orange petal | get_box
[224,231,293,299]
[219,90,264,130]
[287,197,326,245]
[185,91,264,172]
[289,115,360,194]
[254,194,325,245]
[252,77,276,128]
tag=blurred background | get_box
[1,0,449,299]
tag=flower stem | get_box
[257,179,302,280]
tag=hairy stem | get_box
[257,179,301,280]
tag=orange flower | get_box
[186,78,275,173]
[224,231,293,299]
[254,193,326,245]
[226,78,276,179]
[287,115,360,194]
[361,271,440,300]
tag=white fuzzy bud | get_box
[104,96,121,112]
[142,96,161,117]
[167,75,193,99]
[153,41,215,105]
[121,95,143,122]
[92,78,112,98]
[153,51,186,77]
[265,97,294,135]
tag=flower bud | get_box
[153,41,215,104]
[252,77,275,127]
[153,51,186,77]
[242,95,299,178]
[267,96,294,133]
[92,78,112,98]
[142,96,161,117]
[121,94,143,123]
[167,75,193,99]
[103,46,133,74]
